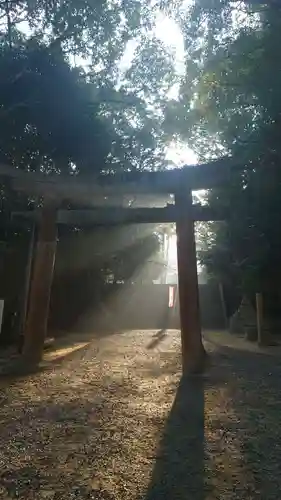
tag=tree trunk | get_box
[256,292,272,346]
[175,189,206,374]
[22,202,57,365]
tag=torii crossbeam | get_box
[0,157,238,373]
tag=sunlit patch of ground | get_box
[0,329,281,499]
[43,343,90,362]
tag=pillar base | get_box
[182,346,209,376]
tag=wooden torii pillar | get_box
[18,199,208,371]
[175,188,206,374]
[23,199,57,365]
[2,157,237,370]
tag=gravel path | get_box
[0,329,281,499]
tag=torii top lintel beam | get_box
[0,156,240,201]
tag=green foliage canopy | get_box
[169,0,281,293]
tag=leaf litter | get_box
[0,330,281,499]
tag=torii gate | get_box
[0,157,237,374]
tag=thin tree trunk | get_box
[5,0,12,49]
[256,292,269,346]
[219,282,228,330]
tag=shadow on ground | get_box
[0,329,121,383]
[145,375,205,500]
[213,344,281,498]
[146,329,167,350]
[145,341,281,499]
[0,377,141,500]
[1,330,281,499]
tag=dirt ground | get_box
[0,329,281,500]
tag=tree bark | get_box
[175,189,206,374]
[219,282,228,330]
[256,292,271,346]
[22,201,57,365]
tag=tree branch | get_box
[4,0,12,49]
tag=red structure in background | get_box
[168,285,176,309]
